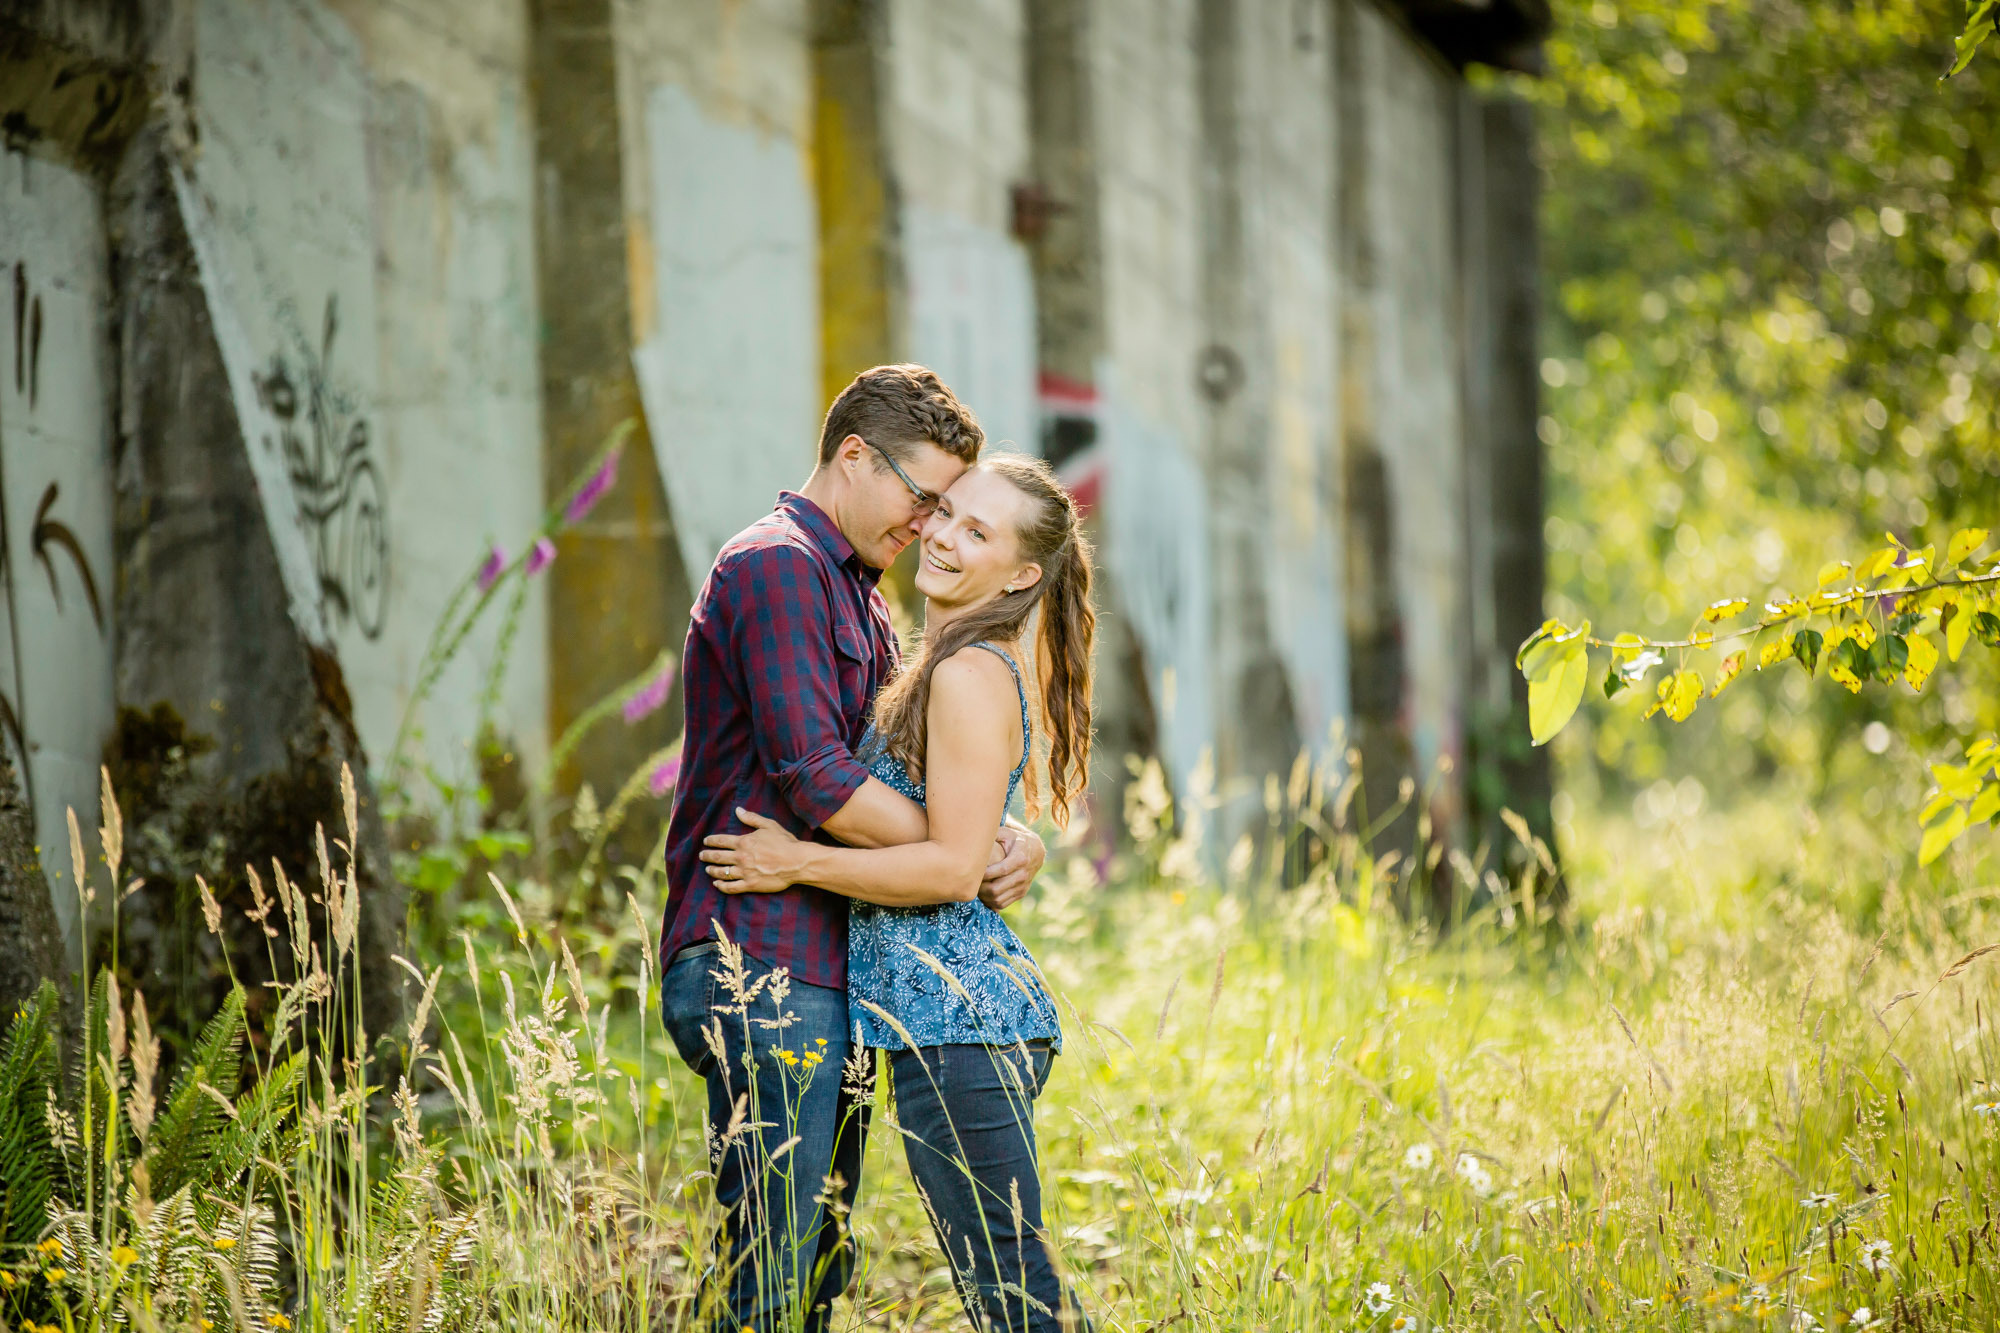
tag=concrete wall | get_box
[185,0,546,782]
[0,0,1547,899]
[618,0,824,577]
[1354,5,1466,775]
[0,151,118,941]
[883,0,1039,456]
[1090,0,1215,790]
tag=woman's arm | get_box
[701,649,1021,906]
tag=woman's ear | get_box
[1005,561,1044,595]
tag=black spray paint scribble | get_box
[255,293,389,640]
[0,260,107,815]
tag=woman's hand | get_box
[701,808,808,894]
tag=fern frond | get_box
[0,981,68,1247]
[144,986,247,1198]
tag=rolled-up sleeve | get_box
[725,545,871,829]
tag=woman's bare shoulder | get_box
[928,646,1024,732]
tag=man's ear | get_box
[835,433,869,472]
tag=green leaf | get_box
[1528,629,1591,747]
[1976,611,2000,649]
[1949,0,1999,78]
[1948,526,1990,566]
[1919,805,1969,867]
[1971,783,2000,826]
[1792,628,1823,677]
[1827,640,1866,693]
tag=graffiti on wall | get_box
[253,294,389,639]
[0,150,120,947]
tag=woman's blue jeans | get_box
[888,1042,1091,1332]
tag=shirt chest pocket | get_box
[832,620,876,722]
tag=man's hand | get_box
[979,822,1045,909]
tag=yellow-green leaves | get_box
[1604,632,1661,699]
[1710,651,1745,698]
[1817,559,1853,588]
[1920,805,1969,867]
[1702,597,1749,622]
[1919,740,2000,867]
[1758,632,1795,670]
[1903,634,1938,692]
[1946,600,1972,662]
[1644,669,1703,722]
[1948,526,1989,567]
[1932,762,1981,802]
[1855,546,1901,581]
[1521,619,1591,746]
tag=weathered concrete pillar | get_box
[1022,0,1156,842]
[811,0,903,409]
[808,0,910,607]
[1463,92,1553,877]
[109,124,405,1045]
[0,751,65,1031]
[1334,0,1420,873]
[529,0,693,808]
[1195,0,1302,843]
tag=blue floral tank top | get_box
[846,643,1063,1052]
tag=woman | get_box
[700,453,1094,1333]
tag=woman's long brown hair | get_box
[872,454,1096,825]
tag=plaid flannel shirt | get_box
[659,492,899,989]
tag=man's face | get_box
[840,436,969,569]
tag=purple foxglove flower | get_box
[565,449,621,524]
[623,660,678,724]
[525,536,557,576]
[648,755,681,797]
[477,544,508,592]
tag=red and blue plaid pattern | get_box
[659,492,899,988]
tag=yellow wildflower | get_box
[111,1245,139,1267]
[45,1267,66,1284]
[269,1313,293,1330]
[0,1269,15,1287]
[35,1238,62,1258]
[213,1236,238,1251]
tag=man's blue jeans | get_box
[888,1043,1091,1332]
[662,943,872,1333]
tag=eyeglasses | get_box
[864,439,940,517]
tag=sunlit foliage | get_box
[1513,0,2000,828]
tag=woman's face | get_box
[913,466,1042,609]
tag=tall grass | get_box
[5,764,1996,1331]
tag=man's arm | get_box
[725,545,928,847]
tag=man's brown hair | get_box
[817,364,985,467]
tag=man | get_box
[659,365,1047,1332]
